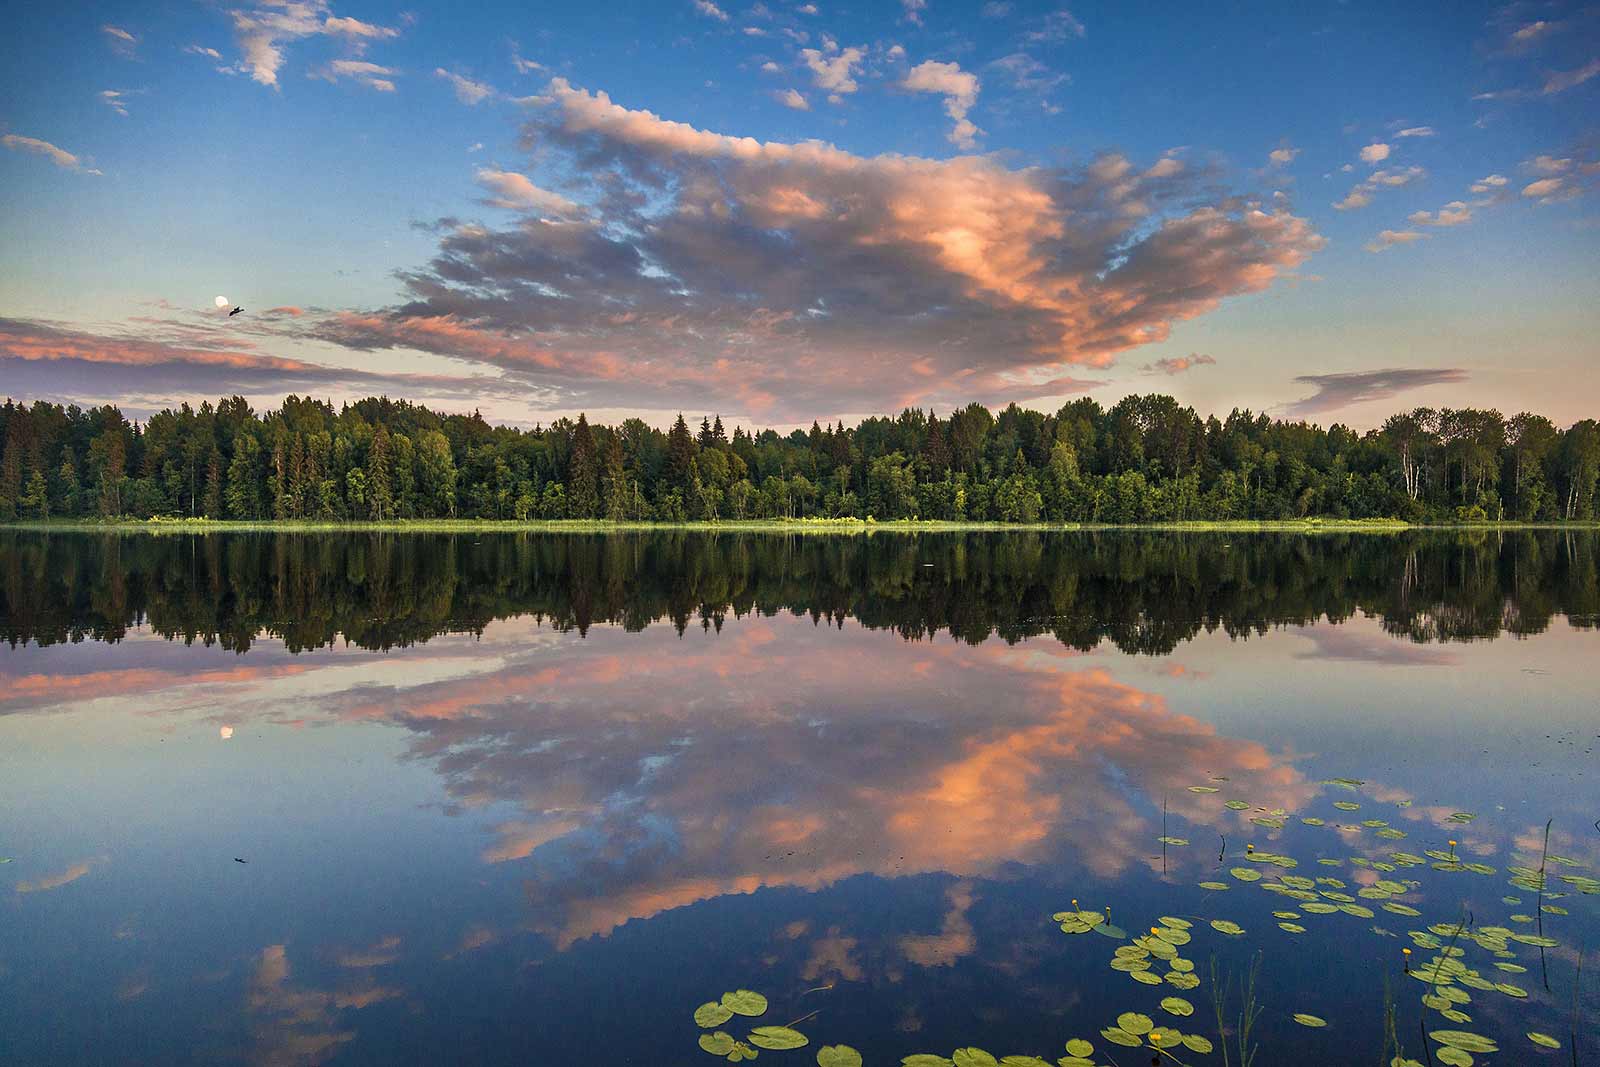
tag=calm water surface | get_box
[1,531,1597,1066]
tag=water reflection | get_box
[2,528,1597,653]
[0,532,1596,1066]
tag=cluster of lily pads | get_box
[694,777,1591,1066]
[694,988,863,1065]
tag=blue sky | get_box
[1,0,1596,428]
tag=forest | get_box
[1,393,1597,524]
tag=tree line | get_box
[3,529,1595,654]
[1,393,1598,524]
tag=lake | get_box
[1,529,1596,1067]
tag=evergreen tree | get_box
[203,449,224,518]
[368,424,394,521]
[569,413,600,517]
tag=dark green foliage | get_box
[2,394,1599,523]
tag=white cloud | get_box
[227,1,402,89]
[1521,177,1568,202]
[184,44,223,61]
[901,59,981,149]
[1024,9,1086,42]
[798,3,818,13]
[99,89,131,117]
[475,168,581,217]
[1407,201,1471,227]
[775,88,810,110]
[800,45,865,95]
[316,59,399,92]
[1396,126,1435,138]
[902,0,927,25]
[1469,174,1508,194]
[1526,155,1572,175]
[981,1,1013,14]
[1363,229,1428,253]
[760,60,781,73]
[1334,165,1424,210]
[1268,145,1299,167]
[102,24,137,56]
[1,134,101,174]
[1359,142,1390,164]
[436,68,496,105]
[692,0,730,21]
[1542,58,1600,95]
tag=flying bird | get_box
[229,306,244,317]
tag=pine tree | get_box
[603,431,628,521]
[569,413,599,517]
[20,468,49,519]
[227,435,261,519]
[667,414,697,490]
[56,448,80,516]
[203,449,224,518]
[368,424,394,520]
[711,415,727,447]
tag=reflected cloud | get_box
[15,860,97,894]
[306,622,1316,947]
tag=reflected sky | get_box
[1,532,1597,1066]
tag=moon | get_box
[214,295,229,308]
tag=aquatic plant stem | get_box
[1572,942,1584,1067]
[1539,818,1553,993]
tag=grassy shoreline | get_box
[3,517,1597,535]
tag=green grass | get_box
[4,515,1596,536]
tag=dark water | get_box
[1,530,1596,1067]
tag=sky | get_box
[0,0,1596,431]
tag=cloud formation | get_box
[1363,228,1428,253]
[800,43,866,97]
[1333,165,1425,210]
[1,134,100,174]
[900,59,982,148]
[306,78,1321,419]
[228,0,401,88]
[1144,353,1216,375]
[1359,142,1391,164]
[474,167,580,216]
[1286,367,1467,415]
[435,68,495,104]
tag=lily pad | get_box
[901,1057,954,1067]
[817,1047,861,1067]
[701,1032,737,1056]
[722,990,769,1017]
[1116,1012,1154,1036]
[1159,997,1194,1017]
[1429,1031,1498,1054]
[1100,1028,1142,1048]
[951,1050,998,1067]
[1187,786,1220,794]
[1064,1039,1093,1058]
[1527,1032,1561,1050]
[749,1027,808,1050]
[1181,1034,1214,1054]
[1210,919,1245,936]
[696,1002,736,1028]
[1293,1013,1327,1028]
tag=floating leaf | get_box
[951,1050,998,1067]
[1429,1031,1499,1054]
[1225,800,1250,810]
[701,1032,737,1056]
[997,1058,1051,1067]
[1158,836,1190,846]
[817,1047,861,1067]
[1159,997,1194,1017]
[696,1002,736,1028]
[1292,1013,1327,1028]
[749,1027,808,1051]
[901,1057,954,1067]
[1116,1012,1154,1036]
[1527,1032,1561,1049]
[1494,982,1528,998]
[1278,922,1307,933]
[1130,970,1165,986]
[1158,917,1193,930]
[1198,881,1230,891]
[1210,920,1245,936]
[722,990,769,1017]
[1333,801,1361,811]
[1181,1034,1214,1054]
[1436,1049,1474,1067]
[1064,1039,1093,1058]
[1100,1028,1142,1048]
[1187,786,1220,794]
